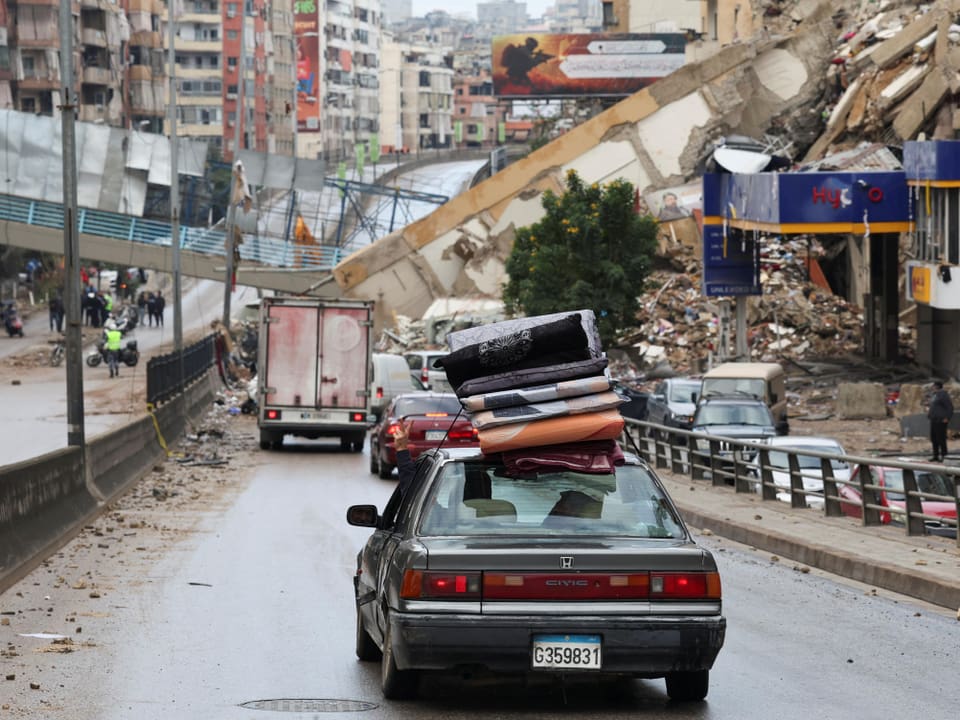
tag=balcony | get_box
[18,76,60,90]
[175,39,222,53]
[128,64,154,81]
[129,31,161,48]
[82,66,111,85]
[15,37,60,49]
[81,28,108,47]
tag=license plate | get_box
[531,634,601,670]
[300,411,328,420]
[424,430,446,441]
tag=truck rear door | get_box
[318,305,369,409]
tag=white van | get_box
[699,362,788,434]
[371,353,419,420]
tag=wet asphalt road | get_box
[5,437,952,720]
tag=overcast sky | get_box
[411,1,554,19]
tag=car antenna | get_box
[435,405,467,453]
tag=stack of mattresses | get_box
[435,311,625,472]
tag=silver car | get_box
[347,448,726,701]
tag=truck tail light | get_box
[400,570,481,599]
[266,409,281,420]
[351,412,365,422]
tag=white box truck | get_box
[257,296,373,451]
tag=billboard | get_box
[295,2,321,132]
[492,33,687,98]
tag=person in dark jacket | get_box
[927,381,954,462]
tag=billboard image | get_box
[492,33,687,98]
[295,3,321,132]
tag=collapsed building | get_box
[333,0,960,379]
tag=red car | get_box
[840,463,958,537]
[370,392,478,479]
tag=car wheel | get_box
[351,434,365,453]
[355,609,381,662]
[381,621,417,699]
[665,669,709,702]
[259,430,273,451]
[369,444,380,474]
[378,459,395,480]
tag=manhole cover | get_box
[240,699,378,713]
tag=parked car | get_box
[751,436,851,505]
[348,449,726,701]
[369,392,478,479]
[403,350,451,391]
[645,377,702,441]
[690,396,778,479]
[839,462,958,537]
[611,379,650,422]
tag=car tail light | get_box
[351,412,365,422]
[386,423,400,436]
[420,367,430,384]
[447,427,477,440]
[266,409,281,420]
[400,570,481,599]
[376,386,384,400]
[650,572,722,600]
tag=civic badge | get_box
[560,556,574,569]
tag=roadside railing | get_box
[621,418,960,548]
[146,334,216,405]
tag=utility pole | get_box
[59,0,85,450]
[223,5,248,332]
[168,0,183,391]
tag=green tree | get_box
[503,169,658,345]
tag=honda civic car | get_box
[369,392,478,479]
[348,448,726,701]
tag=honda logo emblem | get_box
[560,556,574,569]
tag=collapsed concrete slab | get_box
[333,3,842,328]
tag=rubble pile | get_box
[619,234,917,376]
[810,0,960,159]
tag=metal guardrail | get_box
[622,418,960,547]
[146,334,215,405]
[0,193,343,269]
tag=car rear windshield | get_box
[881,469,954,500]
[418,462,686,539]
[394,395,463,418]
[702,378,765,399]
[768,448,847,471]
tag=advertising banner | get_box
[295,1,321,132]
[492,33,686,98]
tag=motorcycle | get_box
[3,303,24,338]
[86,338,139,368]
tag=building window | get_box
[419,71,430,87]
[227,29,238,40]
[228,57,237,69]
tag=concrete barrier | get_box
[837,382,888,419]
[0,370,218,594]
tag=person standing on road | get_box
[48,293,64,333]
[155,291,166,328]
[927,381,954,462]
[136,291,147,326]
[105,322,123,378]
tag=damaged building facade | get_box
[333,0,960,380]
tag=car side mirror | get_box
[347,504,379,527]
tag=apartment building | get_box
[380,36,453,154]
[453,70,503,148]
[125,0,166,130]
[551,0,601,32]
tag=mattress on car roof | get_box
[470,391,624,430]
[455,357,609,398]
[477,409,625,454]
[446,309,603,359]
[436,313,591,393]
[461,375,611,412]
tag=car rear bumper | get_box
[388,612,726,676]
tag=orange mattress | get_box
[478,409,625,454]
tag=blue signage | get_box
[701,224,762,297]
[904,140,960,181]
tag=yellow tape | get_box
[146,402,179,458]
